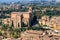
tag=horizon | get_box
[0,0,60,3]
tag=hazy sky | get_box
[0,0,60,3]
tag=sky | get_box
[0,0,60,3]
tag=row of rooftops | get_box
[39,15,60,30]
[0,30,60,40]
[21,30,60,40]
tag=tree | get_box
[0,31,2,36]
[27,27,32,30]
[43,25,48,27]
[2,24,8,31]
[21,27,26,32]
[14,28,21,34]
[12,33,18,38]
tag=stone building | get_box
[22,13,32,27]
[11,12,32,28]
[49,16,60,30]
[11,12,22,28]
[2,6,33,28]
[2,18,11,27]
[21,30,43,40]
[39,15,50,25]
[39,16,60,30]
[20,30,60,40]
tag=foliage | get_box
[14,28,21,33]
[2,24,8,30]
[27,27,32,30]
[32,27,41,30]
[0,31,2,36]
[20,27,26,32]
[46,10,60,16]
[27,24,42,30]
[43,25,48,27]
[12,33,18,38]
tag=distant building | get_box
[2,18,11,27]
[39,15,49,25]
[49,16,60,30]
[51,0,56,5]
[39,16,60,30]
[21,30,43,40]
[30,0,40,4]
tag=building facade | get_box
[2,7,32,28]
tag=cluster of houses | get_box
[1,30,60,40]
[2,6,60,30]
[1,9,60,39]
[39,15,60,30]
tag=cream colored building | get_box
[39,16,60,30]
[11,12,32,28]
[49,16,60,30]
[11,12,22,28]
[21,30,43,40]
[2,7,32,28]
[39,15,49,25]
[2,18,11,27]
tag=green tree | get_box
[12,33,18,38]
[14,28,21,34]
[0,31,2,36]
[21,27,26,32]
[2,24,8,31]
[27,27,32,30]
